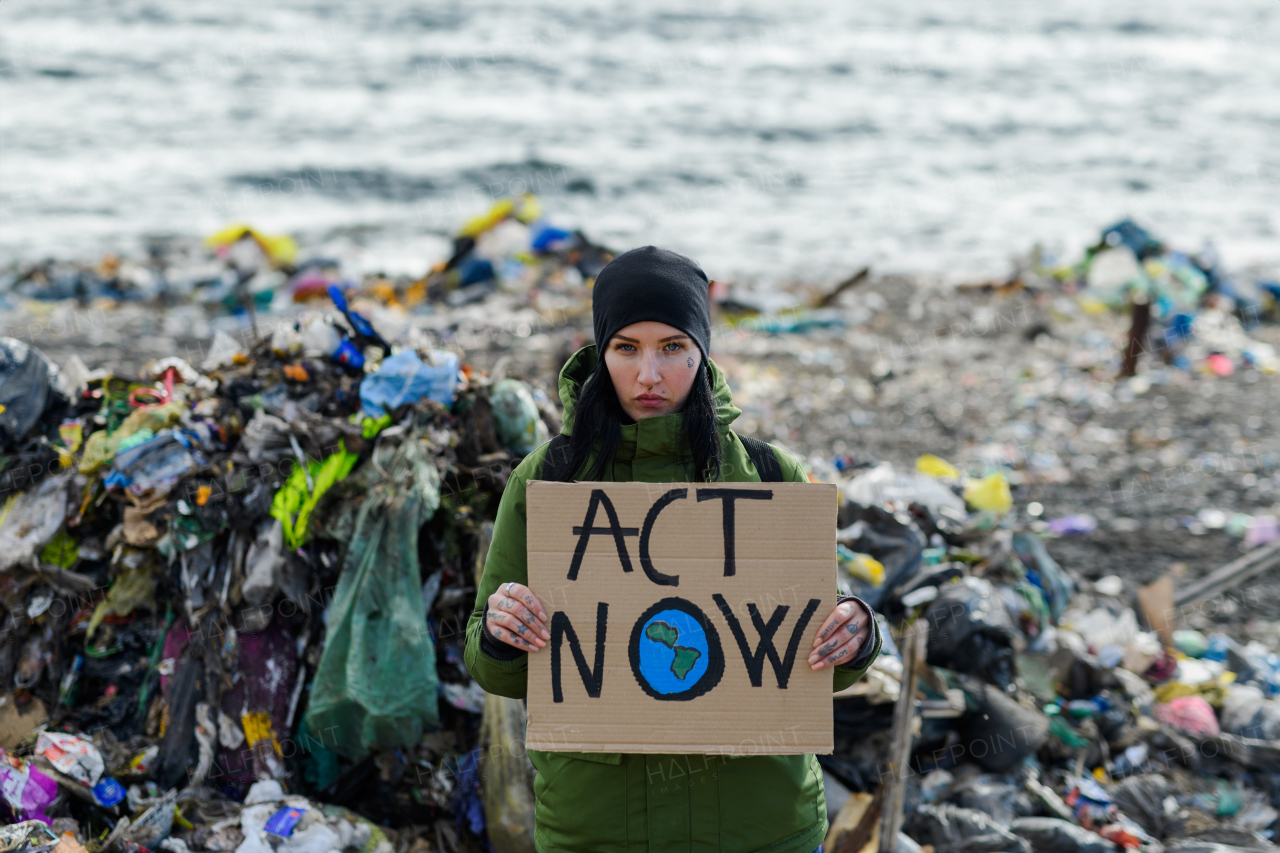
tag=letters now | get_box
[550,596,821,703]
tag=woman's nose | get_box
[637,352,661,385]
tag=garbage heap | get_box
[3,206,1280,853]
[2,195,611,327]
[1010,219,1280,378]
[821,455,1280,853]
[0,309,563,853]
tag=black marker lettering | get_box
[640,488,686,586]
[696,488,773,576]
[568,489,639,580]
[550,603,609,702]
[713,595,821,689]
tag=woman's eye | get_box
[664,343,683,352]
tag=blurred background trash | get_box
[0,204,1277,853]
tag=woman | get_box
[465,246,882,853]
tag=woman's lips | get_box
[635,393,665,408]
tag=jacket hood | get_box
[556,345,740,439]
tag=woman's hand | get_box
[486,582,551,653]
[808,599,872,671]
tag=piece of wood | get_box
[1136,574,1175,646]
[1119,297,1151,378]
[831,786,883,853]
[878,621,925,853]
[813,266,871,308]
[1173,540,1280,608]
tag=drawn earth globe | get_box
[636,607,713,696]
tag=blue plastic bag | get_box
[360,350,459,417]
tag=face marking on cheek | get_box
[687,356,694,368]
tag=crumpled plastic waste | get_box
[924,578,1018,687]
[489,378,549,456]
[304,436,441,758]
[904,804,1030,853]
[964,471,1013,514]
[0,338,64,451]
[0,750,59,824]
[269,442,359,550]
[845,462,967,516]
[34,731,104,786]
[205,224,298,268]
[1156,695,1221,736]
[916,453,960,480]
[359,349,459,417]
[0,473,71,572]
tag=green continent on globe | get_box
[670,646,701,680]
[645,621,679,648]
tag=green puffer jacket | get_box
[464,346,882,853]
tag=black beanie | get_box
[591,246,712,357]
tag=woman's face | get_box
[603,321,702,421]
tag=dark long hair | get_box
[560,358,723,482]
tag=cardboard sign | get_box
[525,480,836,755]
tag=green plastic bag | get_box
[490,378,548,456]
[304,437,441,758]
[270,441,360,550]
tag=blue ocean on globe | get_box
[637,609,711,695]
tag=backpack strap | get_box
[736,433,783,483]
[538,433,574,481]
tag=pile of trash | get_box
[1016,218,1280,377]
[3,205,1280,853]
[0,287,564,852]
[0,195,611,326]
[821,453,1280,853]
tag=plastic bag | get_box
[0,751,58,824]
[964,472,1012,514]
[947,776,1034,827]
[1219,683,1280,741]
[304,438,441,759]
[845,463,966,515]
[1009,818,1113,853]
[0,472,71,573]
[450,748,487,840]
[490,379,549,456]
[904,804,1030,853]
[925,577,1018,688]
[0,338,60,450]
[956,677,1049,772]
[1011,533,1076,621]
[359,349,459,417]
[1111,774,1184,839]
[481,694,536,853]
[835,505,926,609]
[1156,695,1220,736]
[0,821,54,851]
[35,732,105,786]
[269,442,360,550]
